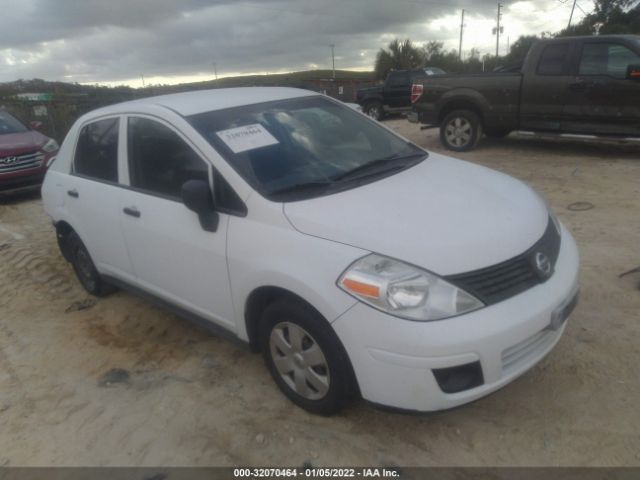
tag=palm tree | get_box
[374,39,425,80]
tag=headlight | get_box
[41,138,59,153]
[338,254,484,321]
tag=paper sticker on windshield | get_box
[216,124,278,154]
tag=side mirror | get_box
[30,121,43,130]
[627,64,640,80]
[181,179,219,232]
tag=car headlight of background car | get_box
[338,254,484,321]
[41,138,59,153]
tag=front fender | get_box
[226,210,366,342]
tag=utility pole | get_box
[213,62,218,80]
[330,44,336,79]
[567,0,577,29]
[141,74,145,88]
[458,9,465,60]
[495,3,503,57]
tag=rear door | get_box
[118,115,236,329]
[64,116,135,280]
[562,39,640,135]
[520,41,575,131]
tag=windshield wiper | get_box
[268,180,335,198]
[332,152,426,183]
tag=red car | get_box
[0,109,59,195]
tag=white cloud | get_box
[0,0,592,86]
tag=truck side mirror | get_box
[627,64,640,80]
[181,179,219,232]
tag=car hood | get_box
[283,153,549,275]
[0,131,48,154]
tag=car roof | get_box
[87,86,320,118]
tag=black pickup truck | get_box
[409,35,640,151]
[356,67,445,120]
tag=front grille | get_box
[445,218,561,305]
[0,151,44,174]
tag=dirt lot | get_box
[0,121,639,467]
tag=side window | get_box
[387,73,410,87]
[127,117,209,200]
[537,44,570,75]
[74,118,119,182]
[579,43,640,78]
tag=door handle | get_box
[123,206,141,218]
[67,189,79,198]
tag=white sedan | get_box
[42,87,579,414]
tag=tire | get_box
[440,109,483,152]
[67,231,115,296]
[363,101,384,121]
[485,129,512,139]
[259,298,355,415]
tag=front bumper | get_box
[332,224,580,412]
[0,169,46,195]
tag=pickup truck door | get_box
[384,72,411,109]
[562,40,640,136]
[520,41,575,131]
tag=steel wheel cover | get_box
[269,321,330,400]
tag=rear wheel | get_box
[67,231,115,296]
[363,101,384,121]
[259,298,354,415]
[440,109,482,152]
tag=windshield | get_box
[0,111,29,135]
[187,95,426,201]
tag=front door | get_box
[562,40,640,136]
[119,115,235,330]
[385,72,411,109]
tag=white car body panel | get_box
[40,87,580,412]
[284,153,549,275]
[227,194,363,342]
[333,225,579,411]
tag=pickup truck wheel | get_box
[363,101,384,121]
[440,110,482,152]
[67,231,115,297]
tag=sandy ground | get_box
[0,121,639,467]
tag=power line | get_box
[459,9,465,60]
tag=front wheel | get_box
[259,298,354,415]
[363,101,384,121]
[440,110,482,152]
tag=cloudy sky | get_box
[0,0,590,87]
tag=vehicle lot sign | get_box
[216,123,279,154]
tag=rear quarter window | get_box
[74,118,119,183]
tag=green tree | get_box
[374,39,425,79]
[557,0,640,35]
